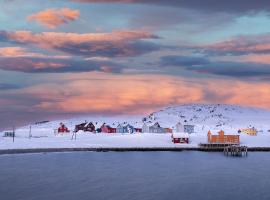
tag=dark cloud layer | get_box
[72,0,270,13]
[0,57,123,73]
[0,83,21,90]
[161,55,270,77]
[53,40,161,57]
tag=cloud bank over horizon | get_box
[1,0,270,128]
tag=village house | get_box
[100,123,116,133]
[172,133,189,144]
[116,124,124,133]
[238,127,257,136]
[74,122,87,132]
[142,122,167,133]
[74,122,96,133]
[58,123,70,134]
[116,124,135,134]
[208,130,240,144]
[84,122,95,132]
[149,122,165,133]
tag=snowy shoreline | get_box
[1,131,270,154]
[1,146,270,155]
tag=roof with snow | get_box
[172,132,189,138]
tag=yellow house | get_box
[239,128,257,136]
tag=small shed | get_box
[58,123,70,133]
[172,133,189,144]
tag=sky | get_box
[1,0,270,129]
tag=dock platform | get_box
[199,143,240,151]
[224,145,248,157]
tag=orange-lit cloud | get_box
[0,47,43,57]
[3,30,158,45]
[19,73,270,115]
[0,47,71,60]
[27,8,80,29]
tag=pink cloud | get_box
[201,34,270,55]
[217,54,270,65]
[0,47,48,58]
[20,73,270,114]
[0,30,160,57]
[4,30,157,44]
[27,8,80,29]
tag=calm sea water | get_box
[0,152,270,200]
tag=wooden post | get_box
[71,131,77,140]
[29,125,32,139]
[12,126,15,143]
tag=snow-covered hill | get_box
[4,104,270,138]
[143,104,270,133]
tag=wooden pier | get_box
[224,145,248,157]
[199,143,248,156]
[199,143,240,151]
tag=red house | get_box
[58,123,70,134]
[172,133,189,144]
[100,123,116,133]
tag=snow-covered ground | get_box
[1,104,270,150]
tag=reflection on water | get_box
[0,152,269,200]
